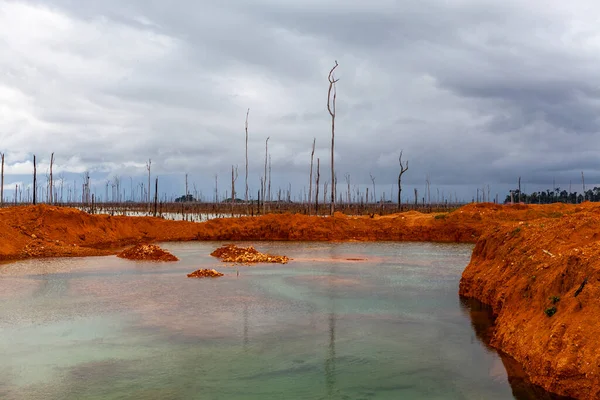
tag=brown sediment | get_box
[1,202,600,398]
[117,244,178,261]
[187,268,224,278]
[210,244,289,264]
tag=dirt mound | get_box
[187,269,224,278]
[210,244,289,264]
[117,244,178,261]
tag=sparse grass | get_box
[544,307,557,317]
[434,213,447,220]
[550,296,560,304]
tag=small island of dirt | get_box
[210,244,289,264]
[187,269,224,278]
[117,244,179,261]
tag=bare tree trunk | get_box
[49,152,54,204]
[185,173,189,200]
[426,175,431,206]
[263,137,270,214]
[414,188,418,206]
[582,171,585,202]
[0,152,4,205]
[308,138,316,215]
[327,60,339,215]
[153,177,158,217]
[268,155,272,206]
[397,150,408,210]
[231,165,238,214]
[245,108,250,207]
[32,155,37,205]
[518,176,521,203]
[323,181,328,207]
[146,159,151,208]
[315,158,320,215]
[214,174,218,203]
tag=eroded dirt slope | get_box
[460,204,600,399]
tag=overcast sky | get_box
[1,0,600,202]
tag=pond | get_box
[0,242,568,399]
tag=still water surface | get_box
[0,242,565,399]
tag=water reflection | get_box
[459,297,575,400]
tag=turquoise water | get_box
[0,242,566,399]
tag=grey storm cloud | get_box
[2,0,600,201]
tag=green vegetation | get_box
[544,307,557,317]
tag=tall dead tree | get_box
[32,155,37,205]
[153,177,158,217]
[49,152,54,204]
[327,60,339,215]
[369,173,376,203]
[231,165,238,205]
[146,159,151,206]
[397,151,408,209]
[263,137,270,214]
[214,174,218,203]
[245,108,250,206]
[308,138,316,214]
[518,176,521,203]
[185,173,189,200]
[0,152,4,205]
[268,154,272,204]
[582,171,586,202]
[315,158,320,215]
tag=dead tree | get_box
[369,173,376,203]
[32,155,37,205]
[323,181,328,207]
[146,159,151,206]
[263,137,270,214]
[327,60,339,215]
[426,174,431,206]
[245,108,250,206]
[49,152,54,204]
[231,165,238,206]
[0,152,4,205]
[153,177,158,217]
[582,171,586,202]
[214,174,218,203]
[345,173,351,205]
[185,173,189,200]
[268,154,272,204]
[397,151,408,209]
[306,138,317,214]
[315,158,320,215]
[518,176,521,203]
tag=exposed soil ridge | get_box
[459,205,600,399]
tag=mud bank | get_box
[0,202,569,262]
[460,204,600,399]
[1,202,598,398]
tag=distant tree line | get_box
[504,188,600,204]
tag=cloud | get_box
[1,0,600,202]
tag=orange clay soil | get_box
[210,244,290,264]
[460,204,600,399]
[117,244,178,261]
[187,268,224,278]
[1,202,599,398]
